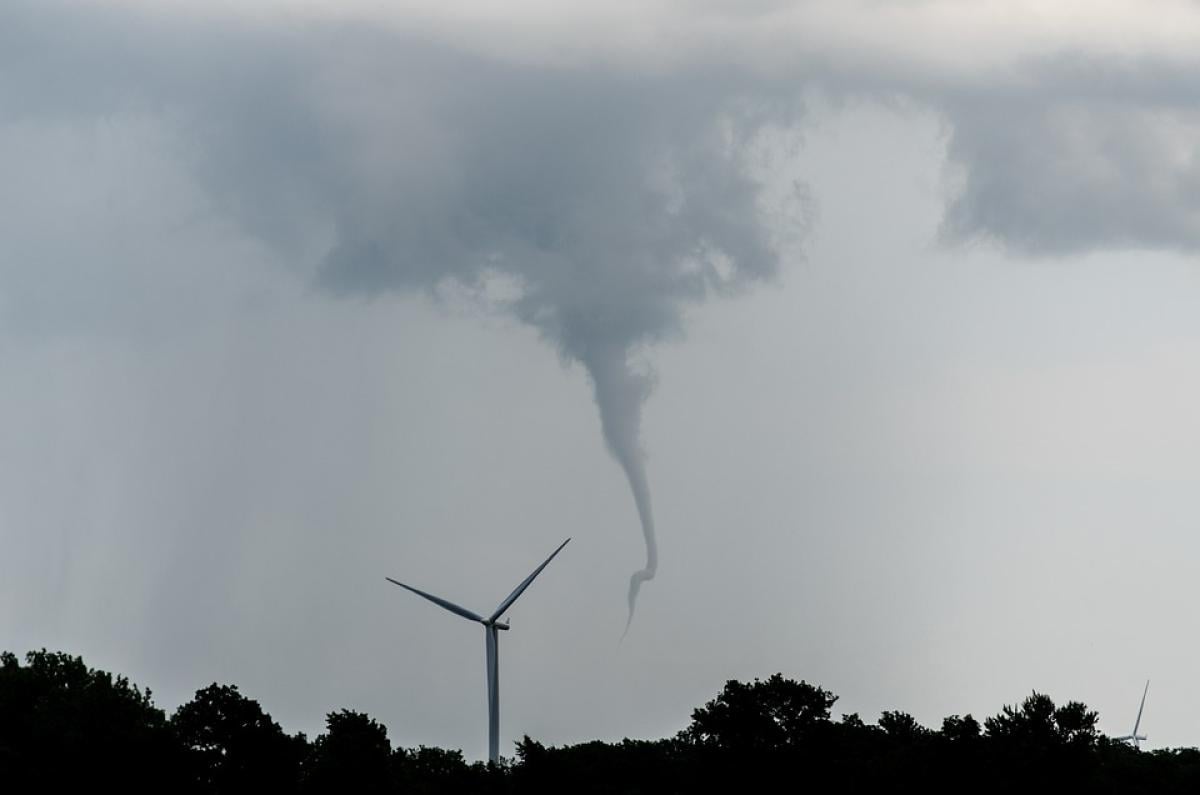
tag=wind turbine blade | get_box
[488,538,570,622]
[1133,680,1149,735]
[386,577,485,623]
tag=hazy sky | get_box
[4,0,1200,756]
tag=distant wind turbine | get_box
[386,538,570,764]
[1114,680,1150,750]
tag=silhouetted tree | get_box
[985,692,1098,749]
[980,691,1104,790]
[304,709,392,793]
[171,683,307,794]
[393,745,496,794]
[879,710,928,740]
[0,649,183,790]
[512,734,690,794]
[683,673,836,750]
[840,712,866,729]
[941,714,981,743]
[1054,700,1101,748]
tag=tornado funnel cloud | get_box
[278,45,793,634]
[583,345,658,632]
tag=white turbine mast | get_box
[1114,680,1149,750]
[386,538,570,764]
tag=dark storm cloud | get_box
[1,1,807,618]
[933,55,1200,255]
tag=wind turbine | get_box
[386,538,570,764]
[1114,680,1150,750]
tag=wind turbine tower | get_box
[386,538,570,764]
[1115,680,1150,750]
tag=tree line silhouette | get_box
[2,649,1197,793]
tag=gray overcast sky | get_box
[4,0,1200,756]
